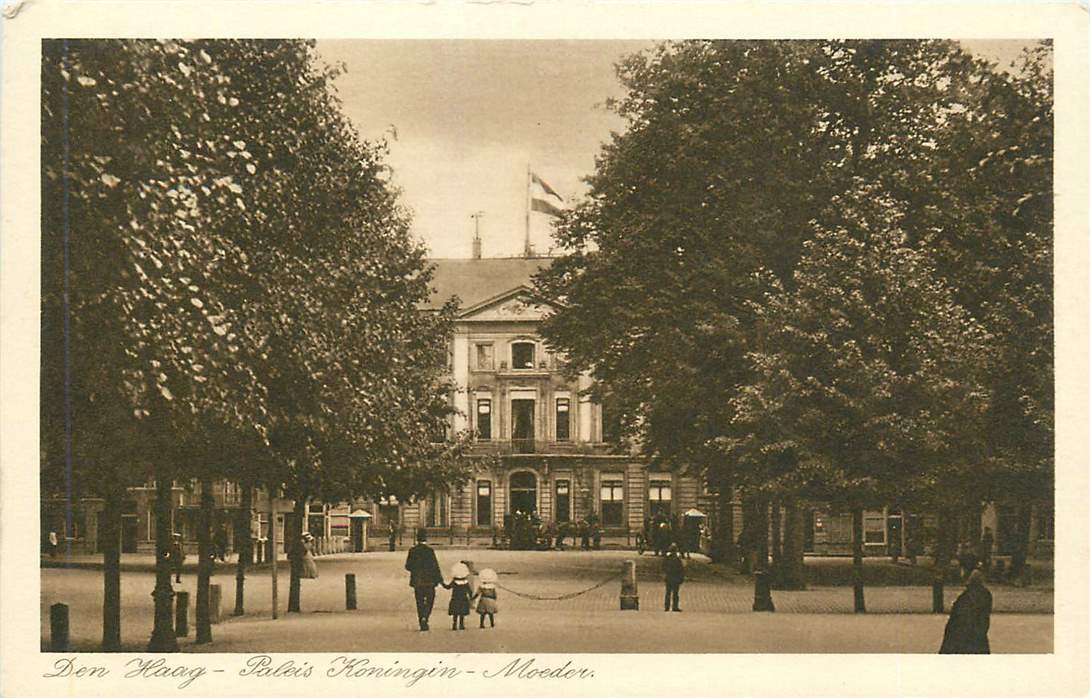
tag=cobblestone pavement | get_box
[41,550,1053,651]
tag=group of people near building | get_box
[642,512,702,558]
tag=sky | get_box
[316,40,1038,259]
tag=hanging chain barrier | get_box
[494,571,624,601]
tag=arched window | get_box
[509,471,538,515]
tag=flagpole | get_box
[524,163,532,258]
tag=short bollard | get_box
[345,574,357,610]
[932,578,944,613]
[752,570,775,612]
[175,591,190,637]
[209,584,222,624]
[50,603,69,651]
[620,560,639,610]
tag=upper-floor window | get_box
[555,397,571,441]
[511,341,536,370]
[475,343,494,371]
[476,399,492,441]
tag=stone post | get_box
[620,560,639,610]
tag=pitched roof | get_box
[423,257,554,310]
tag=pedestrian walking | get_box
[388,522,397,552]
[443,562,472,631]
[663,543,685,612]
[300,532,319,579]
[47,530,58,558]
[169,532,185,583]
[940,568,992,654]
[404,530,443,631]
[474,567,499,629]
[214,524,229,562]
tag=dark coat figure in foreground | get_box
[663,543,685,611]
[405,530,443,631]
[940,569,992,654]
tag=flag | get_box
[531,171,563,201]
[531,197,564,217]
[529,170,565,217]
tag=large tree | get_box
[535,39,1052,576]
[726,190,993,610]
[41,39,468,649]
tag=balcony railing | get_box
[511,438,535,454]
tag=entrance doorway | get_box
[509,471,538,515]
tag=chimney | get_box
[470,211,484,259]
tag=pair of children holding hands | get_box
[444,562,499,630]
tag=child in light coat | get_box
[475,568,499,628]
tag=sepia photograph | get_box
[33,35,1059,657]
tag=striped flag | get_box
[530,170,564,217]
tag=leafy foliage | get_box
[534,39,1052,512]
[41,39,468,508]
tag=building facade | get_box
[397,257,710,540]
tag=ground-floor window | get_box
[476,480,492,526]
[600,476,624,526]
[555,479,571,523]
[648,479,672,518]
[863,511,886,544]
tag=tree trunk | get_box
[737,496,761,574]
[755,497,770,572]
[935,508,957,582]
[770,496,783,584]
[234,483,252,616]
[147,476,178,651]
[780,495,807,590]
[287,497,306,613]
[1009,504,1033,578]
[100,487,123,651]
[711,473,736,564]
[851,507,866,613]
[195,477,214,644]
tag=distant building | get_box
[398,256,711,539]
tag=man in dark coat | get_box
[663,543,685,612]
[940,568,992,653]
[404,530,443,631]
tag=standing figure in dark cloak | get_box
[940,568,992,654]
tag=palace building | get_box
[388,255,711,541]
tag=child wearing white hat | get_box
[474,568,499,629]
[442,562,472,630]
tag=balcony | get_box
[466,440,618,457]
[511,438,535,454]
